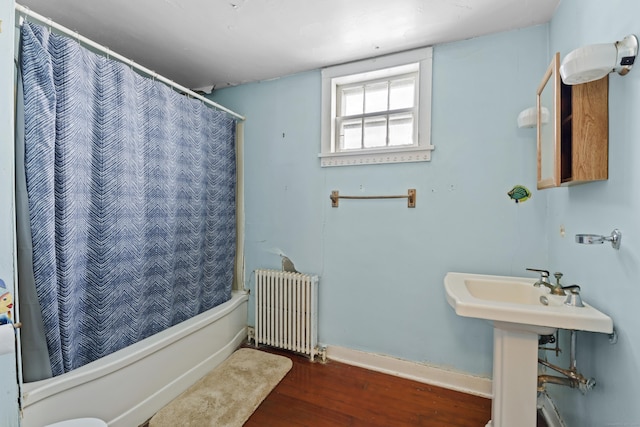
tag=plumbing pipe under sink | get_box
[537,330,596,394]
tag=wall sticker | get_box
[507,185,531,204]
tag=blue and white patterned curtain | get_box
[19,22,236,376]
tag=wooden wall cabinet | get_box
[536,52,609,189]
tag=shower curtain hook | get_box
[22,6,30,24]
[74,30,80,46]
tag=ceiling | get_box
[17,0,559,91]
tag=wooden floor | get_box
[245,347,491,427]
[246,346,549,427]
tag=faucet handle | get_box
[526,268,550,278]
[563,285,584,307]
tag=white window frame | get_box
[320,47,433,167]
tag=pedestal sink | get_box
[444,272,613,427]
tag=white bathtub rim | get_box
[108,325,246,426]
[22,291,249,406]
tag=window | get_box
[320,48,433,167]
[337,72,417,150]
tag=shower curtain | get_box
[19,22,237,378]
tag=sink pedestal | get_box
[486,322,547,427]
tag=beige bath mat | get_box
[149,348,292,427]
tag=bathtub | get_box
[21,291,249,427]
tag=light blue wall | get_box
[214,7,640,422]
[0,1,19,426]
[546,1,640,425]
[213,24,550,377]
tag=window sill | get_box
[318,146,434,167]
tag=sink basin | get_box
[445,272,613,334]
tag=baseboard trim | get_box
[538,392,566,427]
[326,345,492,399]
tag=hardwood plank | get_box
[245,347,493,427]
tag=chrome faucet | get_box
[526,268,566,296]
[526,268,551,289]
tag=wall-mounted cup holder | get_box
[575,229,622,250]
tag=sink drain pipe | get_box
[538,330,596,393]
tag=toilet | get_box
[45,418,108,427]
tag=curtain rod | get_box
[14,3,246,122]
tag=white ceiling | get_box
[17,0,559,91]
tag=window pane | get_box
[334,73,419,152]
[340,118,362,150]
[363,116,387,148]
[389,78,415,110]
[364,82,388,114]
[388,113,414,146]
[341,86,364,116]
